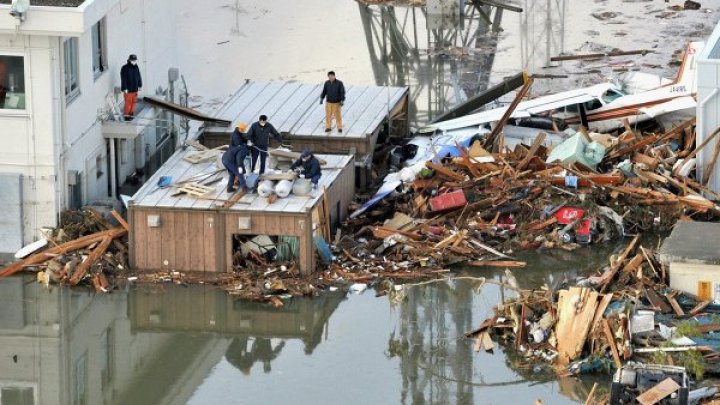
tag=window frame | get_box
[63,37,81,104]
[91,18,107,80]
[0,51,28,113]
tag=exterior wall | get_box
[697,23,720,194]
[0,0,179,253]
[323,155,356,229]
[669,262,720,302]
[129,208,316,274]
[0,35,60,252]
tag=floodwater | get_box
[3,244,622,405]
[6,1,720,404]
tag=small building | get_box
[658,221,720,302]
[128,148,355,274]
[198,80,409,188]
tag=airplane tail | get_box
[673,41,704,92]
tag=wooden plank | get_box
[68,235,113,285]
[636,378,680,405]
[666,294,685,316]
[203,213,216,272]
[110,210,129,231]
[556,287,600,364]
[174,211,190,271]
[160,211,175,269]
[133,210,148,270]
[426,161,466,181]
[516,133,546,171]
[147,216,162,270]
[646,288,672,314]
[602,319,622,369]
[188,213,205,271]
[600,235,640,292]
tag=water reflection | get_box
[0,278,344,405]
[0,244,622,405]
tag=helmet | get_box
[236,122,247,132]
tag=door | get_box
[698,281,712,301]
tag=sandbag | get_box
[257,180,275,198]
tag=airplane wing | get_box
[638,96,696,118]
[419,91,598,133]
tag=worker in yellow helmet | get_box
[222,122,249,193]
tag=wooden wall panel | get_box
[203,213,217,272]
[160,211,176,270]
[132,210,148,270]
[188,213,205,271]
[146,214,162,270]
[174,212,190,270]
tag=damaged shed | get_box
[128,148,355,275]
[659,221,720,302]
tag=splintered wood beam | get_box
[69,235,113,285]
[426,161,466,181]
[110,210,129,231]
[484,77,534,149]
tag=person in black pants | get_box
[222,122,249,193]
[247,114,282,175]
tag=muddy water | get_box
[2,242,620,405]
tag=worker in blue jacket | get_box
[290,149,322,187]
[247,115,282,175]
[222,122,248,193]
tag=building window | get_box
[99,327,114,391]
[72,352,87,405]
[1,387,34,405]
[0,55,26,110]
[96,155,104,179]
[63,38,80,102]
[91,19,107,79]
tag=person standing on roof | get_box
[230,122,249,175]
[290,149,322,188]
[247,115,282,175]
[320,71,345,134]
[222,122,248,193]
[120,54,142,121]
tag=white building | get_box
[0,0,183,256]
[697,21,720,195]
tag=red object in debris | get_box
[576,218,593,237]
[554,207,585,225]
[430,190,467,212]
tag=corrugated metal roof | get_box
[210,81,408,140]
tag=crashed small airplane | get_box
[420,41,703,135]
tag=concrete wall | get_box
[669,262,720,302]
[0,34,61,252]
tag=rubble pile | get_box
[0,209,129,293]
[465,235,720,398]
[332,118,720,282]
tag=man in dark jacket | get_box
[320,71,345,133]
[247,115,282,175]
[120,54,142,121]
[290,149,322,187]
[230,122,249,174]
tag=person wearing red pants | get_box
[120,54,142,121]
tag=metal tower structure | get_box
[520,0,567,72]
[358,1,505,126]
